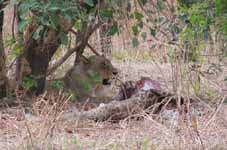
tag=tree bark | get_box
[74,22,101,64]
[0,4,8,98]
[21,19,102,96]
[61,94,161,122]
[23,24,61,95]
[47,22,102,75]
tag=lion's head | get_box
[64,55,118,100]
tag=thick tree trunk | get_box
[0,5,8,98]
[23,25,60,95]
[25,47,58,95]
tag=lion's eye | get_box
[102,62,108,68]
[103,63,106,66]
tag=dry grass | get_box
[2,4,227,150]
[0,102,227,149]
[1,62,227,150]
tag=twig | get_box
[24,119,35,149]
[7,57,17,69]
[204,94,227,129]
[192,115,205,150]
[68,29,78,36]
[87,43,101,56]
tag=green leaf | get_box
[50,80,64,90]
[18,20,28,32]
[84,0,94,7]
[100,9,113,21]
[203,29,209,40]
[82,70,102,92]
[81,80,92,92]
[215,0,227,15]
[38,15,50,26]
[132,25,139,36]
[141,32,147,41]
[132,38,139,47]
[60,32,68,45]
[149,28,156,37]
[88,71,102,84]
[49,14,58,29]
[22,76,37,90]
[4,37,16,48]
[138,0,148,5]
[106,24,119,36]
[32,25,44,40]
[134,12,144,20]
[74,20,82,30]
[49,6,61,11]
[14,44,23,56]
[157,0,164,12]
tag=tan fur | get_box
[63,55,118,101]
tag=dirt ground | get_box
[1,62,227,150]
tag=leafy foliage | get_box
[5,0,227,60]
[17,0,87,40]
[22,75,37,90]
[87,71,102,85]
[50,80,64,90]
[177,0,227,62]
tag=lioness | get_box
[63,55,118,102]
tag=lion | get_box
[63,55,118,102]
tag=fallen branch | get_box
[61,94,159,122]
[59,77,180,122]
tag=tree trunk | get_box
[0,4,8,98]
[23,24,60,95]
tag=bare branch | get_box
[47,43,83,76]
[47,22,102,75]
[87,43,101,56]
[60,95,159,122]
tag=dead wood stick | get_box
[61,95,158,122]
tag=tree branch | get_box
[87,43,101,56]
[47,22,102,75]
[47,43,83,76]
[61,94,159,122]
